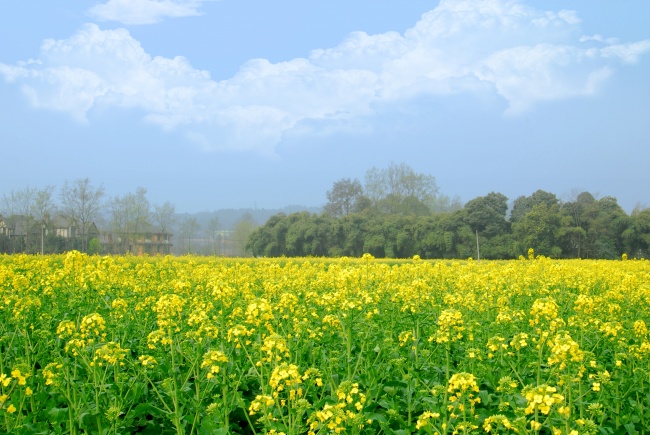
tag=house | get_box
[0,215,29,238]
[100,230,173,255]
[0,215,11,253]
[0,215,7,236]
[0,215,31,253]
[137,231,173,255]
[30,215,100,253]
[1,213,171,255]
[49,215,76,238]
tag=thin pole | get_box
[476,230,480,263]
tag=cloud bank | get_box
[1,0,649,153]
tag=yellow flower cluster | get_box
[80,312,106,338]
[448,372,479,395]
[398,330,414,347]
[249,394,274,416]
[634,319,648,338]
[0,369,32,414]
[245,298,275,326]
[110,297,129,320]
[138,355,157,368]
[486,335,508,358]
[56,319,76,339]
[510,332,529,350]
[308,381,367,434]
[42,362,63,386]
[147,328,172,349]
[93,342,129,367]
[201,350,228,379]
[261,334,290,362]
[482,414,514,433]
[530,297,559,325]
[430,309,464,344]
[522,385,564,415]
[415,411,441,430]
[447,372,481,416]
[269,363,302,394]
[153,294,185,329]
[547,331,584,368]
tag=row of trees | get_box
[1,179,105,254]
[0,179,178,255]
[0,178,261,256]
[4,166,648,259]
[247,164,649,259]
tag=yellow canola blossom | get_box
[1,253,649,433]
[522,385,564,415]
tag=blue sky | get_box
[1,0,649,214]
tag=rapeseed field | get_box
[1,252,649,434]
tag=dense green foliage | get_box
[3,254,650,434]
[248,190,650,259]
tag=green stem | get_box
[237,394,258,435]
[169,339,183,435]
[505,356,525,387]
[94,365,103,434]
[536,337,546,386]
[143,372,174,415]
[615,381,620,429]
[344,317,353,381]
[442,345,451,435]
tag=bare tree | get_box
[324,178,365,217]
[205,216,221,255]
[152,201,176,255]
[1,188,36,252]
[1,186,59,253]
[30,186,57,222]
[60,178,105,252]
[109,195,132,253]
[364,162,439,211]
[109,187,151,254]
[233,212,257,257]
[179,217,201,254]
[30,186,57,254]
[131,187,151,238]
[152,201,177,234]
[430,194,464,214]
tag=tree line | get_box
[0,179,179,255]
[247,163,650,259]
[3,168,648,259]
[0,178,263,256]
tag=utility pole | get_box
[476,230,480,263]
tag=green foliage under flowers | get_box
[1,252,650,434]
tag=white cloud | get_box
[1,0,649,153]
[600,40,650,64]
[1,24,215,121]
[87,0,210,25]
[476,44,615,114]
[579,34,616,44]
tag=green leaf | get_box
[366,412,388,423]
[198,417,228,435]
[128,403,163,419]
[47,407,69,424]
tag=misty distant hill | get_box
[174,205,322,231]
